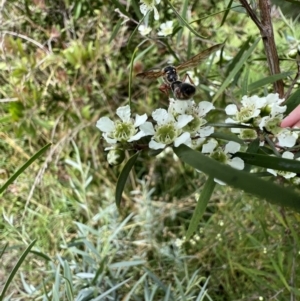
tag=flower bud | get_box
[107,149,125,166]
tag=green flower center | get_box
[237,105,255,123]
[113,121,136,142]
[264,117,281,134]
[210,149,227,163]
[239,129,257,139]
[155,123,179,144]
[183,116,205,134]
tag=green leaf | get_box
[235,152,300,173]
[0,143,51,195]
[248,71,293,92]
[213,37,260,102]
[0,240,37,300]
[186,176,216,239]
[281,0,300,6]
[225,37,251,76]
[115,152,140,208]
[220,0,234,27]
[129,47,138,105]
[167,1,206,39]
[241,65,250,95]
[210,131,245,144]
[109,19,123,43]
[110,0,130,18]
[173,144,300,211]
[0,243,8,259]
[243,139,260,172]
[284,88,300,115]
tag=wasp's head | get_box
[163,66,178,84]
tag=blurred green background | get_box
[1,0,300,300]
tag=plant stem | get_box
[239,0,284,97]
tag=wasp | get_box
[136,43,223,100]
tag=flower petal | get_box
[140,122,155,135]
[198,126,214,138]
[225,104,238,115]
[102,133,117,144]
[134,113,148,127]
[224,141,241,154]
[176,114,194,128]
[149,139,165,149]
[198,101,215,116]
[267,168,277,176]
[128,130,146,142]
[282,151,294,159]
[214,178,226,185]
[202,139,218,154]
[174,132,190,147]
[152,108,169,124]
[228,157,244,170]
[277,130,297,147]
[96,117,115,132]
[153,6,159,20]
[116,105,131,121]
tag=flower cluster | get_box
[96,92,299,183]
[97,99,215,151]
[138,20,174,37]
[225,93,299,147]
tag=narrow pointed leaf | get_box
[115,152,140,208]
[235,152,300,173]
[167,1,206,39]
[0,143,51,195]
[174,144,300,211]
[210,132,245,144]
[213,37,260,102]
[0,240,37,300]
[244,139,260,172]
[220,0,234,26]
[248,71,293,92]
[186,176,216,239]
[284,88,300,115]
[225,37,251,76]
[109,19,123,43]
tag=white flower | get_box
[138,24,152,36]
[169,99,215,138]
[276,129,298,147]
[264,93,285,106]
[96,105,147,145]
[267,151,298,179]
[225,95,265,124]
[157,21,173,36]
[259,115,282,134]
[202,140,244,185]
[140,0,161,20]
[140,108,193,149]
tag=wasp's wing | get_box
[136,68,164,79]
[176,43,224,72]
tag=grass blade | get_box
[186,176,216,239]
[115,152,140,208]
[0,240,37,300]
[0,143,51,195]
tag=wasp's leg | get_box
[181,73,195,85]
[159,83,171,96]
